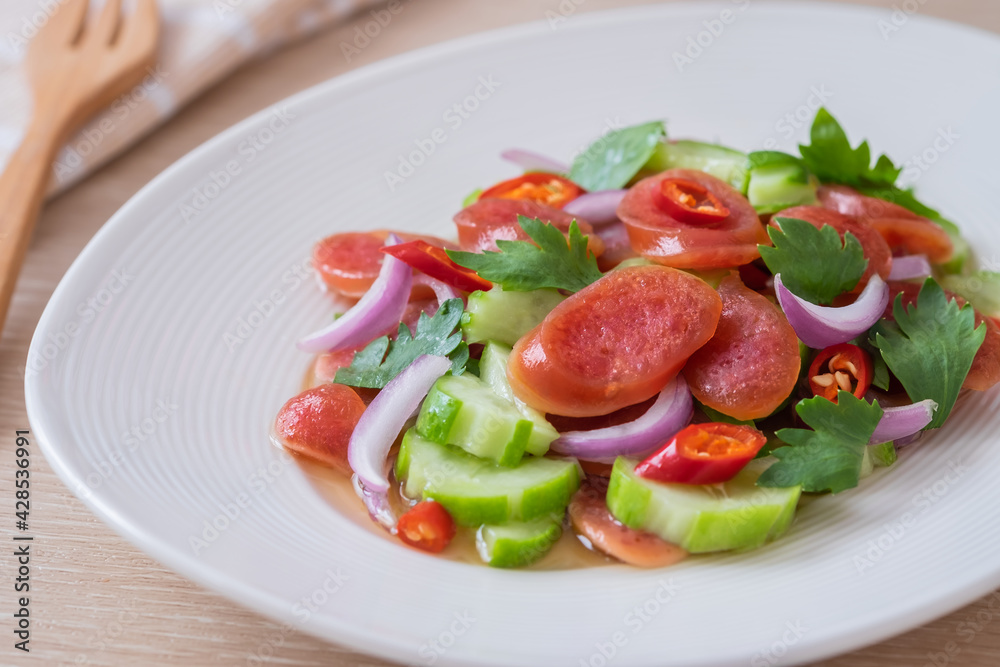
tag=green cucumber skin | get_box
[479,341,558,457]
[476,519,563,568]
[941,271,1000,318]
[605,458,652,528]
[870,441,898,468]
[416,384,461,445]
[461,288,565,346]
[644,140,747,190]
[747,164,819,214]
[396,430,580,527]
[606,458,802,554]
[416,375,532,467]
[937,231,971,275]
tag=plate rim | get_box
[25,2,1000,665]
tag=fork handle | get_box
[0,118,64,329]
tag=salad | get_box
[273,108,1000,569]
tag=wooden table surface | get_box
[2,0,999,665]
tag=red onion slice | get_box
[348,354,451,499]
[550,377,693,463]
[774,273,889,350]
[888,254,932,281]
[298,234,412,353]
[501,148,568,174]
[413,273,460,306]
[353,475,398,531]
[563,189,628,226]
[869,399,938,445]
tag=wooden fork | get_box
[0,0,160,330]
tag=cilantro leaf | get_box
[569,121,665,191]
[798,108,900,188]
[447,216,603,292]
[798,108,961,236]
[870,279,985,429]
[334,298,468,388]
[758,217,867,305]
[852,335,891,391]
[757,392,884,494]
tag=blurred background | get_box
[1,1,998,665]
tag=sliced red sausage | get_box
[817,184,923,221]
[453,198,604,256]
[594,222,640,271]
[617,169,766,269]
[274,384,367,474]
[773,206,893,290]
[882,281,1000,391]
[818,185,952,263]
[508,265,722,417]
[313,230,454,298]
[568,478,687,568]
[684,275,801,420]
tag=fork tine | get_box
[37,0,89,47]
[92,0,124,45]
[115,0,160,59]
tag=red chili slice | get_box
[312,230,455,298]
[381,240,492,292]
[808,343,873,401]
[634,422,767,485]
[617,169,766,269]
[479,172,584,209]
[396,501,456,553]
[655,177,731,223]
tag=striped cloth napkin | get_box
[0,0,380,196]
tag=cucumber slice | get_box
[417,374,536,466]
[475,518,562,568]
[941,271,1000,318]
[862,441,898,479]
[613,257,656,271]
[479,342,558,456]
[860,442,896,478]
[462,188,483,207]
[746,160,818,214]
[606,457,801,553]
[461,287,565,346]
[937,231,971,275]
[870,441,898,467]
[396,430,581,526]
[644,140,747,190]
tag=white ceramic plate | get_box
[26,3,1000,665]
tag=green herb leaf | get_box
[798,108,900,188]
[870,279,985,429]
[569,121,665,190]
[852,335,891,391]
[334,299,468,388]
[447,216,603,292]
[757,392,884,493]
[759,217,867,305]
[798,108,960,236]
